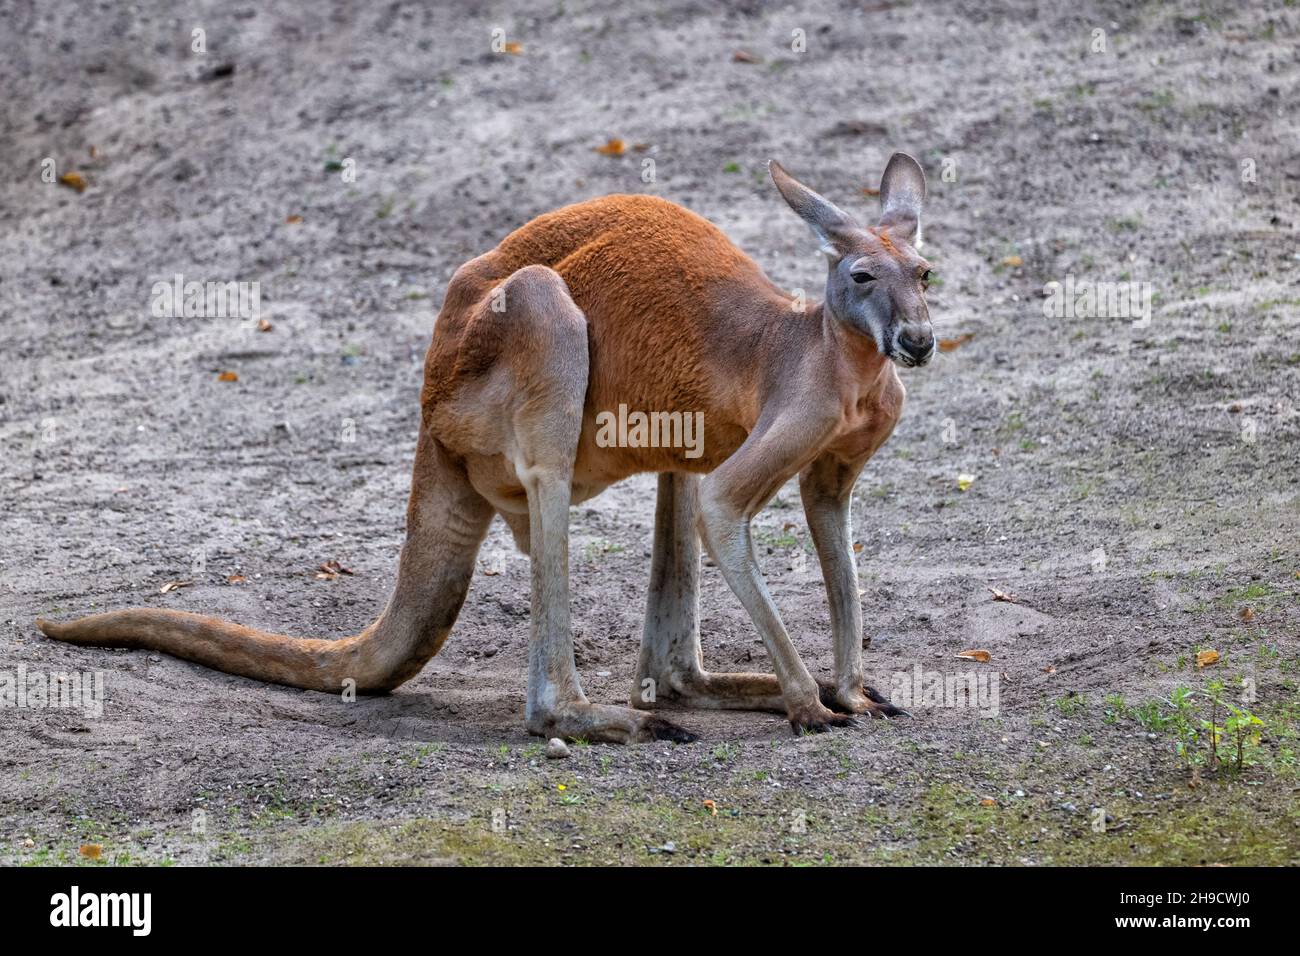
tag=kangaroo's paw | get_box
[788,700,857,736]
[818,680,911,719]
[528,702,698,745]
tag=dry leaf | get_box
[732,49,761,63]
[217,370,238,382]
[226,574,247,584]
[59,171,87,193]
[285,214,303,224]
[159,580,193,594]
[79,844,102,860]
[594,138,626,156]
[1043,664,1057,674]
[988,586,1018,603]
[503,40,523,54]
[257,318,273,332]
[956,649,992,663]
[702,799,718,815]
[979,797,996,807]
[860,186,881,197]
[852,542,864,553]
[782,522,796,533]
[1000,254,1023,267]
[957,473,975,492]
[1196,649,1220,669]
[938,332,976,352]
[315,559,355,580]
[1238,606,1256,623]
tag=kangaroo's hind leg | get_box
[495,266,697,745]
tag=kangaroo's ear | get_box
[769,160,859,258]
[878,152,926,245]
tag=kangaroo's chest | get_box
[825,369,907,464]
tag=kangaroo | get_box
[39,154,935,744]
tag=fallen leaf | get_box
[979,797,996,807]
[860,186,881,197]
[503,40,523,54]
[79,844,102,860]
[217,370,238,382]
[256,318,273,332]
[1000,254,1023,267]
[957,649,992,663]
[988,586,1019,603]
[852,542,864,553]
[782,522,796,533]
[1196,649,1220,669]
[159,580,193,594]
[732,49,762,63]
[594,138,626,157]
[1238,606,1256,623]
[938,332,976,352]
[58,171,87,193]
[285,214,303,224]
[702,799,718,815]
[226,574,247,584]
[957,473,975,492]
[1043,665,1057,674]
[315,559,355,580]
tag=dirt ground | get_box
[2,0,1298,866]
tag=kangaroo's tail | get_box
[38,435,494,694]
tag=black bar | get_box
[0,866,1278,941]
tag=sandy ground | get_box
[2,0,1298,866]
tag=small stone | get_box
[546,738,570,760]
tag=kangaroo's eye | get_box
[851,272,875,284]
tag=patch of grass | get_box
[1105,214,1143,233]
[580,538,625,561]
[1055,692,1087,718]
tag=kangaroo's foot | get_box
[636,668,874,733]
[817,680,911,719]
[527,702,697,744]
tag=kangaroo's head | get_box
[770,153,934,367]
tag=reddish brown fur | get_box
[424,194,900,494]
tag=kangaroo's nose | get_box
[898,328,934,364]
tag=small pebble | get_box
[546,738,570,760]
